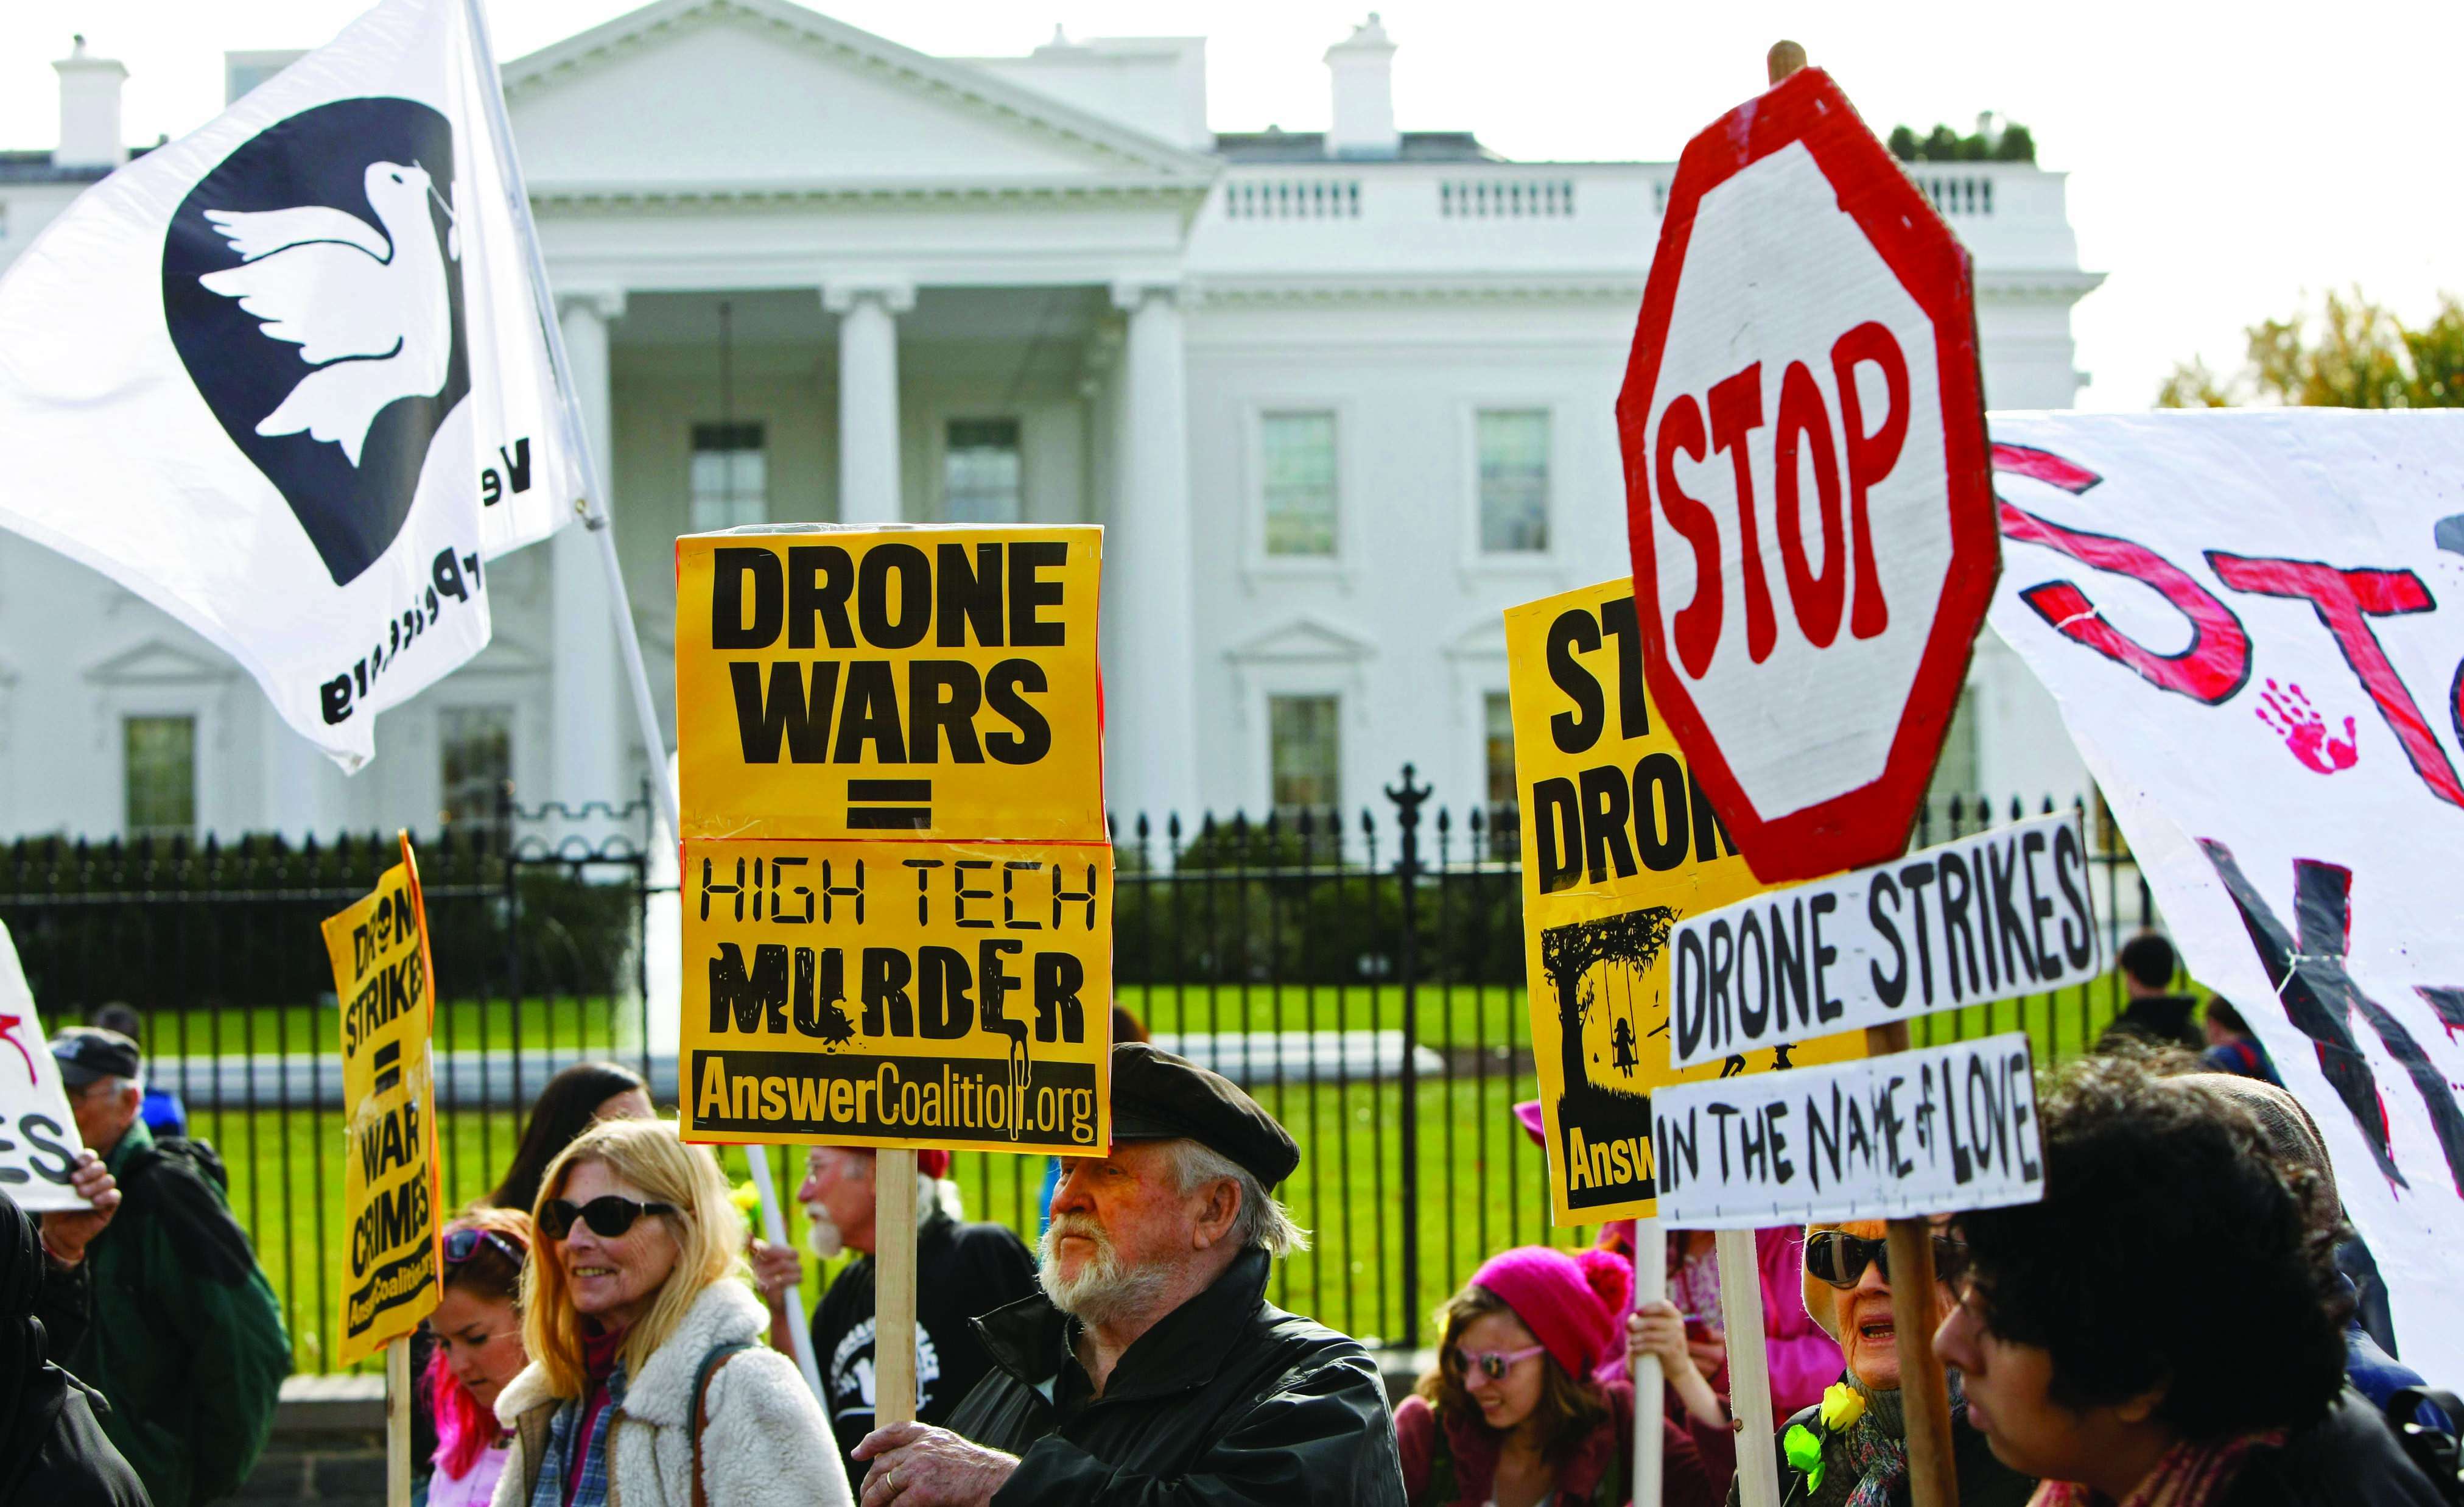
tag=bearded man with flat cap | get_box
[852,1042,1407,1507]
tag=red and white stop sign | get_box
[1616,67,1999,883]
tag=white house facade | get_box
[0,2,2103,846]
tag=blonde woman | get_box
[490,1119,848,1507]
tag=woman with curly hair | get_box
[426,1209,532,1507]
[1935,1058,2440,1506]
[1395,1245,1734,1506]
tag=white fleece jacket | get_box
[491,1279,851,1507]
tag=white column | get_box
[1106,280,1200,829]
[552,291,628,837]
[825,280,914,523]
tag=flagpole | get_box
[457,0,826,1405]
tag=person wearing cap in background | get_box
[90,1004,187,1138]
[48,1025,290,1507]
[750,1144,1038,1483]
[850,1042,1408,1507]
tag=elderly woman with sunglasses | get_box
[1397,1245,1735,1507]
[1661,1220,2034,1507]
[490,1118,849,1507]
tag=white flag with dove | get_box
[0,0,582,770]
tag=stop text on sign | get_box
[1652,323,1909,676]
[675,526,1104,845]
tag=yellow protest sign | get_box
[675,526,1104,845]
[1509,579,1863,1225]
[675,524,1114,1154]
[679,838,1111,1151]
[320,834,442,1368]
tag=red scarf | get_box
[2027,1430,2284,1507]
[561,1326,628,1507]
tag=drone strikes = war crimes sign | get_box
[321,834,443,1368]
[1508,577,1864,1226]
[674,526,1105,845]
[676,523,1113,1154]
[683,838,1112,1151]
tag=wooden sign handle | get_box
[873,1147,919,1427]
[1768,40,1808,84]
[386,1336,412,1507]
[1866,1022,1960,1507]
[1716,1229,1783,1507]
[1632,1219,1667,1507]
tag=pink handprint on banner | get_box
[2255,679,2359,775]
[0,1012,30,1081]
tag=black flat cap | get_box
[1109,1042,1300,1188]
[51,1027,140,1087]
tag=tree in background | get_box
[2158,289,2464,408]
[1889,119,2036,163]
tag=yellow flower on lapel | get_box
[1819,1381,1866,1433]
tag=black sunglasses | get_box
[1803,1229,1968,1290]
[538,1195,676,1241]
[444,1226,527,1265]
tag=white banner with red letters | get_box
[1988,409,2464,1382]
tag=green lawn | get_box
[184,973,2139,1374]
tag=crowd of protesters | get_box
[7,962,2460,1507]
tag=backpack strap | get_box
[690,1341,754,1507]
[2387,1388,2464,1506]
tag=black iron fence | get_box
[0,773,2157,1372]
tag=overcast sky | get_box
[3,1,2456,410]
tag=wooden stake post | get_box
[1867,1022,1960,1507]
[1632,1220,1667,1506]
[386,1337,412,1507]
[873,1147,920,1427]
[1716,1231,1783,1507]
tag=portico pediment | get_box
[83,636,233,687]
[504,0,1216,199]
[1226,616,1378,665]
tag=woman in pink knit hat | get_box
[1395,1245,1735,1507]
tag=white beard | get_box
[1037,1214,1171,1327]
[804,1200,844,1261]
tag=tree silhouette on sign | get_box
[1541,905,1677,1111]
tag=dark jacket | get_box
[55,1122,290,1507]
[1396,1379,1734,1507]
[2217,1389,2444,1506]
[811,1209,1039,1479]
[13,1371,154,1507]
[944,1246,1407,1506]
[2097,994,2204,1053]
[1738,1395,2035,1507]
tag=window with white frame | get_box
[124,715,195,838]
[1262,411,1338,557]
[1483,690,1520,858]
[1477,409,1550,553]
[944,418,1023,523]
[1269,694,1341,823]
[689,423,765,533]
[440,705,514,837]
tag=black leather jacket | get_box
[2219,1389,2444,1506]
[944,1247,1408,1507]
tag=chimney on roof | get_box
[1325,13,1399,160]
[54,35,128,170]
